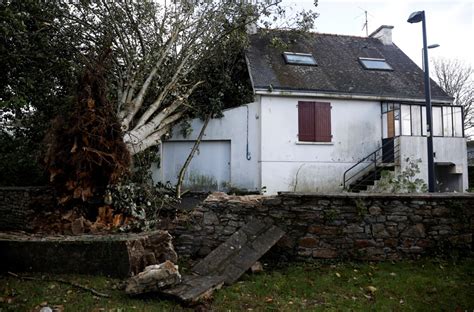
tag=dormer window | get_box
[283,52,317,66]
[359,57,393,71]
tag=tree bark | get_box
[175,113,211,198]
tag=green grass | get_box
[1,259,473,311]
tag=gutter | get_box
[254,88,453,104]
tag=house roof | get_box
[246,30,453,103]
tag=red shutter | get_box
[298,101,315,141]
[315,102,332,142]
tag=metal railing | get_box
[343,137,400,191]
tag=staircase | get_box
[343,137,400,192]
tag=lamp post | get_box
[408,10,435,192]
[422,44,440,71]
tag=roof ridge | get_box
[255,28,373,40]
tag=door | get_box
[161,140,231,191]
[382,104,399,163]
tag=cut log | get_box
[125,261,182,295]
[0,230,177,278]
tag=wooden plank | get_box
[161,275,225,303]
[191,219,285,285]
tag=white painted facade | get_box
[399,136,468,191]
[153,101,261,192]
[153,95,468,194]
[259,96,381,194]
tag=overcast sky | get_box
[280,0,473,68]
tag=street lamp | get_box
[408,10,436,192]
[422,44,440,71]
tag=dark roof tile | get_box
[246,30,452,102]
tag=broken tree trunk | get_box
[0,230,177,278]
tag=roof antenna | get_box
[355,7,373,36]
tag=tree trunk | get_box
[175,114,212,198]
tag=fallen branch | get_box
[7,271,111,298]
[175,113,212,199]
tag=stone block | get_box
[387,215,407,222]
[308,225,340,235]
[369,206,382,215]
[298,236,319,248]
[312,248,338,259]
[432,207,450,217]
[372,224,389,238]
[343,224,364,234]
[401,224,426,238]
[203,212,219,225]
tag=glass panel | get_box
[382,113,388,138]
[284,52,317,65]
[359,58,393,70]
[401,105,411,135]
[411,105,421,135]
[394,108,400,136]
[443,106,453,137]
[422,106,427,136]
[453,106,463,137]
[432,106,443,136]
[382,103,388,113]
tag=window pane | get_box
[411,105,421,135]
[433,106,443,136]
[382,113,388,138]
[359,58,393,70]
[401,105,411,135]
[422,106,427,136]
[443,106,453,137]
[284,52,317,65]
[382,103,388,113]
[453,107,463,137]
[394,109,400,136]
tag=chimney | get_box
[369,25,394,45]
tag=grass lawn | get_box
[1,258,472,311]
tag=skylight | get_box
[283,52,317,66]
[359,57,393,71]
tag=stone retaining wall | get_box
[0,187,55,231]
[171,192,474,260]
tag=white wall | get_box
[260,96,382,194]
[152,101,261,191]
[399,136,468,191]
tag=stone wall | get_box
[171,192,474,260]
[0,187,55,231]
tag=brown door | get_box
[387,111,395,138]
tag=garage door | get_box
[161,140,231,191]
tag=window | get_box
[443,106,453,137]
[283,52,317,66]
[298,101,332,142]
[384,102,463,138]
[359,57,393,71]
[411,105,421,136]
[401,105,411,135]
[453,107,463,136]
[432,106,443,136]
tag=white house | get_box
[153,26,468,194]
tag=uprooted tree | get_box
[39,1,318,217]
[44,50,131,205]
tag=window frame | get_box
[359,57,393,71]
[297,101,332,143]
[382,101,464,138]
[283,52,317,66]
